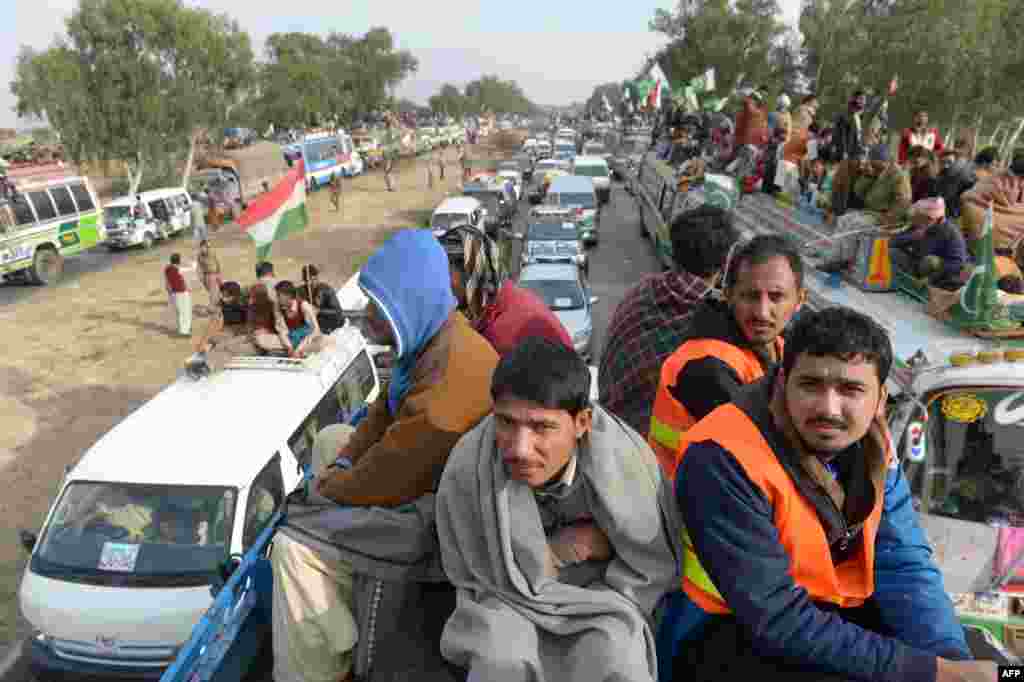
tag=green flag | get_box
[689,68,717,93]
[948,203,1018,331]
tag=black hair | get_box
[169,253,181,265]
[999,275,1024,294]
[724,234,804,291]
[801,94,818,104]
[275,280,296,298]
[491,337,590,416]
[670,205,741,278]
[976,147,999,166]
[783,307,893,384]
[220,281,242,297]
[851,89,866,98]
[301,264,319,280]
[255,261,274,277]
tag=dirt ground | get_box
[0,139,500,648]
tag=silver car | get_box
[518,262,596,360]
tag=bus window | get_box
[29,191,57,222]
[149,199,170,222]
[50,186,78,216]
[11,195,36,226]
[69,183,95,212]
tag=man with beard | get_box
[648,235,805,478]
[671,307,989,682]
[899,109,945,165]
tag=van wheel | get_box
[29,247,63,286]
[142,233,155,250]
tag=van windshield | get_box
[105,206,132,222]
[574,164,608,178]
[33,482,236,587]
[907,389,1024,530]
[431,212,470,230]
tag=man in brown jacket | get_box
[271,229,499,682]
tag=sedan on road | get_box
[518,262,596,360]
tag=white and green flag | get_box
[238,159,309,259]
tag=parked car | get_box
[518,262,596,360]
[104,188,193,250]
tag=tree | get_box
[585,83,623,118]
[12,0,254,194]
[651,0,788,100]
[252,28,417,130]
[463,75,536,115]
[429,83,467,118]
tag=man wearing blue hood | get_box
[271,229,499,682]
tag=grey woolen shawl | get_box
[435,406,682,682]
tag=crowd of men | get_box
[259,212,996,682]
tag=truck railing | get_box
[159,509,283,682]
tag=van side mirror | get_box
[19,529,37,554]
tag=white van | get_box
[20,324,380,679]
[430,196,486,234]
[104,188,193,250]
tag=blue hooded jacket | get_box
[358,229,457,415]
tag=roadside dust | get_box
[0,140,497,650]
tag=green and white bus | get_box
[0,176,104,285]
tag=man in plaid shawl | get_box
[599,206,740,435]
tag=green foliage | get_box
[12,0,254,192]
[463,75,536,114]
[252,27,418,129]
[429,83,467,118]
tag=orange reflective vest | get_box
[648,337,782,480]
[677,403,885,615]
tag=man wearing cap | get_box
[889,197,969,289]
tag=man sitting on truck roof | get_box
[671,307,986,682]
[649,235,805,479]
[600,206,740,436]
[271,229,499,682]
[435,337,680,682]
[442,224,573,356]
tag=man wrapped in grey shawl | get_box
[435,406,681,682]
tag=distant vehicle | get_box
[571,156,612,204]
[296,129,364,189]
[545,174,600,245]
[104,187,193,250]
[521,215,587,274]
[497,169,524,201]
[18,325,381,681]
[0,175,104,285]
[518,262,596,360]
[430,196,487,233]
[553,139,576,162]
[223,128,255,149]
[461,179,516,236]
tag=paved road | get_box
[0,178,660,682]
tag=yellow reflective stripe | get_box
[681,526,724,600]
[650,414,681,451]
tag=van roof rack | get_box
[224,356,313,373]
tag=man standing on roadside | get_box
[649,235,805,478]
[191,192,208,246]
[899,109,945,165]
[164,253,191,337]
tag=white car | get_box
[518,262,597,360]
[19,326,380,680]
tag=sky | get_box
[3,0,802,129]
